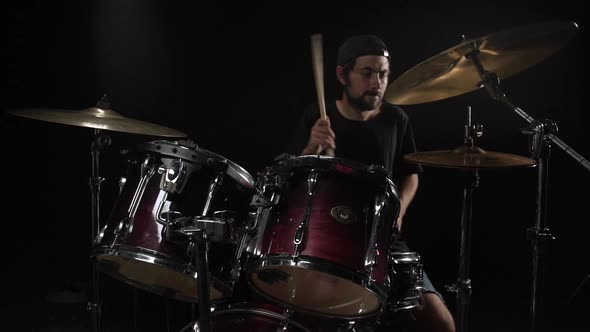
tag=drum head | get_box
[180,303,311,332]
[249,265,381,318]
[94,249,225,301]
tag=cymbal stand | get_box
[88,127,111,332]
[87,95,114,332]
[180,227,212,332]
[465,46,590,332]
[445,106,482,332]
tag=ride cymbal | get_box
[386,21,578,105]
[404,146,536,169]
[8,107,187,137]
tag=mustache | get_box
[364,91,380,97]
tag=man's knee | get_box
[410,292,455,332]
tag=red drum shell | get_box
[93,140,255,302]
[247,155,400,319]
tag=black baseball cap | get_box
[336,34,390,66]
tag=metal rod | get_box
[461,49,590,332]
[133,288,139,332]
[527,147,555,331]
[89,263,101,332]
[194,230,211,332]
[88,128,107,332]
[455,170,478,332]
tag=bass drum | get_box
[179,301,377,332]
[179,302,311,332]
[93,140,255,302]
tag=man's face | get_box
[343,55,390,111]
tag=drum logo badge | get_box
[330,206,356,224]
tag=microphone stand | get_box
[464,46,590,332]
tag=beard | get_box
[344,86,381,111]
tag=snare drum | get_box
[246,155,400,318]
[93,140,255,302]
[388,251,423,312]
[374,251,424,330]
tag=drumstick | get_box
[310,33,335,157]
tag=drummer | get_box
[286,34,455,332]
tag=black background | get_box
[4,1,589,331]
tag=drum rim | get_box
[179,304,312,332]
[212,305,312,331]
[262,155,399,201]
[92,245,233,302]
[267,154,379,174]
[246,255,387,320]
[390,251,421,264]
[140,139,255,189]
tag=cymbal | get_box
[8,107,188,137]
[386,21,578,105]
[404,146,536,169]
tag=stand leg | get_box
[194,231,211,332]
[88,263,101,332]
[133,288,140,332]
[527,157,555,332]
[165,298,172,332]
[454,171,478,332]
[88,129,111,332]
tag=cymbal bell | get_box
[8,107,188,137]
[386,21,578,105]
[404,146,536,169]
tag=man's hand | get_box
[302,118,336,155]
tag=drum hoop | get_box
[390,251,421,264]
[140,140,255,189]
[213,307,311,331]
[267,154,381,176]
[93,245,189,272]
[246,255,387,320]
[180,305,312,332]
[392,294,422,312]
[92,245,233,302]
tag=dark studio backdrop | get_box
[3,1,589,331]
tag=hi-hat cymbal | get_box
[405,146,536,169]
[386,21,578,105]
[8,107,187,137]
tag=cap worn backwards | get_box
[336,34,389,66]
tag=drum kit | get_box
[8,20,588,332]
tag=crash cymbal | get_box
[404,146,536,169]
[386,21,578,105]
[8,107,187,137]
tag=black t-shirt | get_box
[285,100,422,185]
